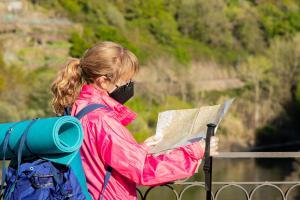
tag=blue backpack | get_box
[0,104,108,200]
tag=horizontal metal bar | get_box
[212,152,300,158]
[175,181,300,185]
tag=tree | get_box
[177,0,235,48]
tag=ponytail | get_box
[51,58,84,116]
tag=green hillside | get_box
[0,0,300,150]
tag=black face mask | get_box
[109,81,134,104]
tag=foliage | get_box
[26,67,58,117]
[4,0,300,149]
[69,32,91,57]
[36,0,300,65]
[0,63,57,122]
[257,1,300,38]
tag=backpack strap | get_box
[75,104,107,120]
[3,118,39,199]
[0,122,22,198]
[64,104,113,200]
[100,166,112,200]
[64,107,72,116]
[16,119,39,177]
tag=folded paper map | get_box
[148,98,234,154]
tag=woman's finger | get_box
[209,136,219,156]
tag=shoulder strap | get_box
[64,107,72,116]
[63,103,107,119]
[75,104,107,120]
[64,103,113,199]
[100,166,112,200]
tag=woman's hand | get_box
[199,136,219,156]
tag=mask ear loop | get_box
[116,79,133,88]
[126,80,133,86]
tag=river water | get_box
[138,158,300,200]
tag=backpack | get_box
[0,103,108,200]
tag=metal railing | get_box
[136,152,300,200]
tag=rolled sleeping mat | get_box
[0,116,83,165]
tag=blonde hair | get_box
[51,41,139,115]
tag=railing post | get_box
[203,123,216,200]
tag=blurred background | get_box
[0,0,299,199]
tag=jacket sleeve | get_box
[96,115,205,186]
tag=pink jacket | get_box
[71,84,204,200]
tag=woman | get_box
[51,41,218,200]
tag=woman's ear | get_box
[95,76,110,91]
